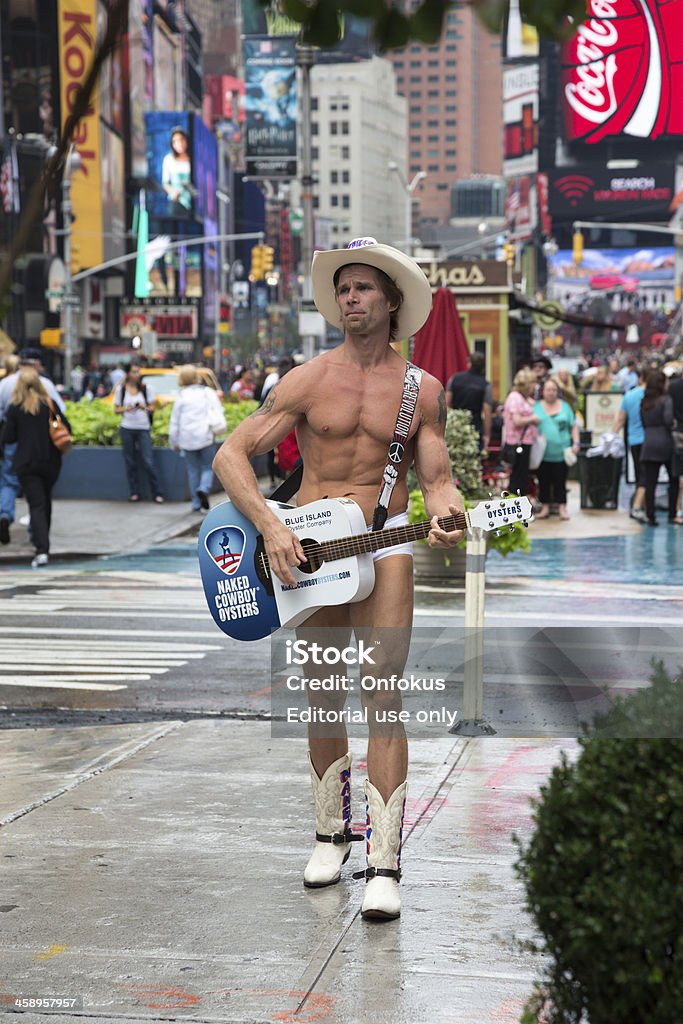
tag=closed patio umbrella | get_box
[412,287,470,386]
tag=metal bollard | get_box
[450,526,496,736]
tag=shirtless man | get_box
[213,238,464,920]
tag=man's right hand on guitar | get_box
[262,519,308,587]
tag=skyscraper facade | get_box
[388,5,503,226]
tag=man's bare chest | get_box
[304,376,409,446]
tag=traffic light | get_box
[572,231,584,266]
[502,242,515,266]
[250,244,264,281]
[262,245,274,274]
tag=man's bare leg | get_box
[297,607,356,887]
[351,555,414,800]
[351,554,414,919]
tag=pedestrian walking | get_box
[446,351,493,450]
[114,364,164,503]
[640,370,681,526]
[533,378,580,521]
[0,349,66,545]
[502,368,540,499]
[2,367,71,567]
[616,367,647,522]
[213,237,465,920]
[169,365,226,512]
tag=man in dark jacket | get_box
[446,351,492,449]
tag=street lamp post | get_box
[296,44,316,361]
[388,162,426,257]
[60,146,81,388]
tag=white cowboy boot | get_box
[354,779,407,920]
[303,751,362,888]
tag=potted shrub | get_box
[54,397,257,500]
[515,661,683,1024]
[409,408,531,578]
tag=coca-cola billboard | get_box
[562,0,683,143]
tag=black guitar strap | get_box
[269,461,303,503]
[371,362,423,531]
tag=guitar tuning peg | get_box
[500,490,509,499]
[509,525,515,533]
[523,521,529,528]
[495,529,502,537]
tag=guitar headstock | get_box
[467,494,534,533]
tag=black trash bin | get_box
[578,454,622,509]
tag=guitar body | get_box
[198,497,376,641]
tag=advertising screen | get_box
[561,0,683,143]
[143,112,206,299]
[503,64,539,176]
[549,163,675,219]
[548,245,675,307]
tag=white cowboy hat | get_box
[311,237,433,339]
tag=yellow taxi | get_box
[107,365,223,406]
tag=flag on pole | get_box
[134,190,150,298]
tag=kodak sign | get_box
[58,0,103,271]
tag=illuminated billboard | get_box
[58,0,103,271]
[561,0,683,143]
[548,245,675,307]
[549,162,675,219]
[503,64,539,176]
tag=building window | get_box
[410,150,421,159]
[311,122,319,135]
[427,90,438,97]
[313,197,319,208]
[312,146,319,160]
[331,196,339,207]
[341,121,349,134]
[428,163,439,171]
[330,122,337,135]
[427,120,439,127]
[427,75,438,82]
[342,195,350,208]
[342,170,349,183]
[437,183,449,191]
[445,149,456,156]
[427,135,439,142]
[428,150,438,158]
[331,171,338,184]
[410,76,421,83]
[445,164,457,171]
[445,75,457,81]
[341,146,350,159]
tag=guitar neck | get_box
[317,511,469,563]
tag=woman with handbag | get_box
[169,365,227,512]
[2,367,72,567]
[533,377,580,521]
[502,368,540,498]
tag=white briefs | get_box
[368,511,413,563]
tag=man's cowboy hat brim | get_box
[311,239,433,339]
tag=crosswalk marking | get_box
[0,568,227,693]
